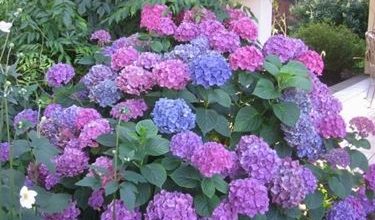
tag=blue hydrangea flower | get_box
[189,52,232,88]
[151,98,196,134]
[82,65,116,89]
[164,43,205,63]
[190,36,210,51]
[327,198,366,220]
[88,80,121,107]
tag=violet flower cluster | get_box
[229,46,264,72]
[43,201,80,220]
[88,79,121,107]
[323,148,350,168]
[0,142,9,162]
[88,189,104,210]
[90,29,111,45]
[153,59,190,90]
[349,116,375,137]
[13,109,38,129]
[101,199,142,220]
[110,99,148,122]
[263,35,308,63]
[170,131,203,161]
[27,163,60,190]
[87,156,114,187]
[45,63,75,87]
[365,164,375,191]
[327,196,367,220]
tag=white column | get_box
[236,0,273,45]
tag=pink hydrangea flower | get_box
[155,17,176,36]
[209,30,240,53]
[228,17,258,41]
[140,4,176,36]
[75,108,101,130]
[182,8,217,23]
[226,8,247,21]
[78,119,111,148]
[111,47,138,71]
[174,22,200,42]
[153,59,190,90]
[110,99,148,122]
[90,29,111,45]
[229,46,264,71]
[316,114,346,139]
[199,19,226,38]
[349,116,375,137]
[87,156,114,187]
[296,50,324,76]
[116,65,155,95]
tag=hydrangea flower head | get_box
[102,36,141,56]
[189,52,232,88]
[101,199,141,220]
[349,116,375,137]
[88,80,121,107]
[170,131,203,161]
[46,63,75,87]
[191,142,234,177]
[0,142,9,162]
[88,189,104,210]
[78,119,111,148]
[116,65,154,95]
[226,8,246,22]
[236,135,281,184]
[14,109,38,129]
[229,46,264,72]
[145,190,197,220]
[82,65,116,89]
[90,29,111,45]
[110,99,148,122]
[316,114,346,139]
[327,197,366,220]
[365,164,375,191]
[228,178,269,217]
[199,19,225,38]
[174,22,200,42]
[27,163,59,190]
[111,47,139,71]
[302,167,318,193]
[141,4,171,32]
[209,30,240,53]
[323,148,350,168]
[164,43,206,63]
[75,108,101,129]
[228,17,258,41]
[190,36,210,51]
[183,8,217,23]
[210,199,238,220]
[153,59,190,90]
[135,52,162,70]
[263,35,308,63]
[55,148,89,177]
[151,98,196,134]
[43,201,80,220]
[87,156,113,186]
[43,104,63,118]
[296,50,324,76]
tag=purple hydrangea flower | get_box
[191,142,234,177]
[43,104,63,118]
[87,156,114,187]
[101,199,141,220]
[316,114,346,139]
[183,8,217,23]
[263,35,308,63]
[199,20,226,38]
[365,164,375,191]
[189,52,232,88]
[43,201,80,220]
[153,59,190,90]
[82,65,116,89]
[349,116,375,137]
[88,189,104,210]
[151,98,196,134]
[13,109,38,129]
[88,80,121,107]
[145,190,197,220]
[78,119,111,148]
[102,37,132,57]
[111,47,139,71]
[116,65,155,95]
[90,29,111,45]
[135,52,162,70]
[75,108,101,130]
[170,131,203,161]
[323,148,350,167]
[46,63,75,87]
[209,30,240,53]
[228,178,269,217]
[229,46,264,72]
[0,142,9,162]
[210,199,238,220]
[55,148,89,177]
[190,36,210,51]
[228,17,258,41]
[164,43,206,63]
[327,197,366,220]
[110,99,148,122]
[154,17,176,36]
[236,135,280,184]
[27,163,60,190]
[270,158,317,208]
[302,167,318,194]
[174,22,200,42]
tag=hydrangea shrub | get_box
[1,3,375,220]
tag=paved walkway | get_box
[331,75,375,163]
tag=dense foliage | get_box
[0,2,375,220]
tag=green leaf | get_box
[264,61,280,76]
[140,163,167,188]
[201,178,216,198]
[135,183,152,207]
[281,75,312,91]
[123,171,147,184]
[145,137,169,156]
[328,176,348,199]
[194,194,220,217]
[272,102,300,127]
[253,78,281,99]
[161,157,181,171]
[238,72,256,88]
[196,108,218,135]
[280,61,309,77]
[12,139,31,158]
[120,182,138,210]
[29,131,59,172]
[349,150,369,171]
[75,176,101,189]
[170,165,201,188]
[309,206,325,220]
[207,89,231,107]
[304,191,324,209]
[117,123,138,142]
[96,133,116,147]
[214,115,230,137]
[37,190,71,214]
[151,41,163,53]
[234,106,262,132]
[105,181,119,196]
[136,119,158,138]
[266,55,282,68]
[73,187,91,209]
[212,175,228,194]
[284,207,301,218]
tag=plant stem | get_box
[112,119,122,220]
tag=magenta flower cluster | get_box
[229,46,264,72]
[296,50,324,76]
[153,59,190,90]
[349,116,375,137]
[170,131,203,161]
[116,65,154,95]
[101,200,141,220]
[110,99,148,122]
[90,29,111,45]
[316,114,346,139]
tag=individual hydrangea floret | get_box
[209,30,240,53]
[13,109,38,129]
[43,104,63,118]
[296,50,324,76]
[229,46,264,72]
[151,98,196,134]
[43,201,80,220]
[46,63,75,87]
[199,20,225,38]
[228,17,258,41]
[75,108,101,130]
[135,52,162,70]
[88,80,121,107]
[88,189,104,210]
[153,59,190,90]
[189,52,232,88]
[78,119,111,148]
[327,197,366,220]
[323,148,350,168]
[90,29,111,45]
[87,156,113,187]
[349,116,375,137]
[110,99,148,122]
[55,148,89,177]
[111,47,139,71]
[191,142,234,177]
[82,65,116,89]
[0,142,9,162]
[170,131,203,161]
[316,114,346,139]
[101,199,142,220]
[365,164,375,191]
[228,178,269,217]
[145,190,197,220]
[210,199,238,220]
[174,22,200,42]
[263,35,308,63]
[236,135,280,184]
[116,65,154,95]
